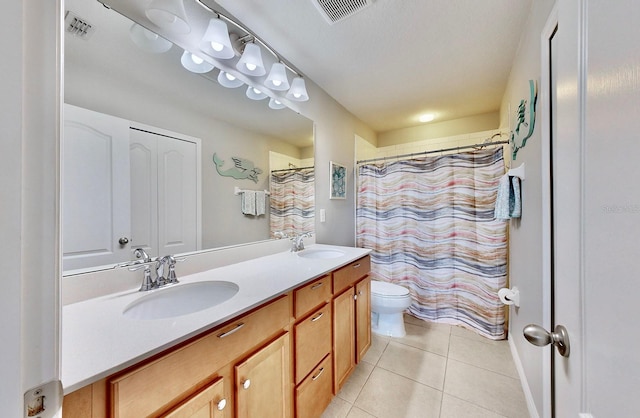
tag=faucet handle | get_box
[159,255,185,285]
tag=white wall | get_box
[498,0,556,416]
[0,0,60,415]
[296,82,376,247]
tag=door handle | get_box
[523,324,570,357]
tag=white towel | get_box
[255,191,266,216]
[241,190,256,215]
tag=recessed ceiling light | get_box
[419,113,435,123]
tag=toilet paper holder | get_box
[498,287,520,307]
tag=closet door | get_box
[129,128,198,258]
[129,129,159,257]
[157,135,198,256]
[62,104,131,271]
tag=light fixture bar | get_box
[194,0,304,78]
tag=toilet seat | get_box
[371,281,409,298]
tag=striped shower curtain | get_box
[270,168,315,237]
[356,148,507,339]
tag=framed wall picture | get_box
[329,161,347,199]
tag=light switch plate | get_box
[24,380,62,418]
[320,208,326,222]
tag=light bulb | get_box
[144,31,159,41]
[211,41,224,52]
[272,80,282,87]
[252,87,262,94]
[225,73,236,81]
[191,54,204,65]
[246,63,257,72]
[294,93,301,99]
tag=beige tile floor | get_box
[321,314,528,418]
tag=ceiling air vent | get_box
[64,11,96,40]
[311,0,376,25]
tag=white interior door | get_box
[540,1,640,416]
[62,104,131,271]
[129,129,159,256]
[156,133,198,255]
[129,127,199,258]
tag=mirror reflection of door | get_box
[62,105,200,272]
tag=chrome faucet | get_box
[126,248,184,291]
[291,233,311,252]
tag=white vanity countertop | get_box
[61,244,371,394]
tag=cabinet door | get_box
[355,276,371,363]
[235,333,291,418]
[62,104,131,271]
[332,287,355,394]
[163,377,228,418]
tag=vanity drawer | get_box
[294,275,331,318]
[333,255,370,295]
[294,303,332,384]
[295,354,333,418]
[109,294,291,418]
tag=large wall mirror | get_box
[63,0,314,274]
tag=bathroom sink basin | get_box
[123,281,239,320]
[297,248,345,259]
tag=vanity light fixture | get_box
[265,62,290,91]
[217,71,244,88]
[285,77,310,101]
[199,18,234,59]
[246,86,268,100]
[129,23,172,53]
[180,50,214,73]
[145,0,191,34]
[130,0,313,108]
[268,98,286,109]
[236,42,266,76]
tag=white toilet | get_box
[370,281,412,337]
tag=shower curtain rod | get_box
[270,165,314,173]
[356,140,510,165]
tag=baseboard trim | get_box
[509,337,540,418]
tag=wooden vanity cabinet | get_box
[62,253,372,418]
[331,255,371,394]
[292,276,333,417]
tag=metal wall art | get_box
[509,79,538,160]
[213,153,263,183]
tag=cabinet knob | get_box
[242,379,251,390]
[354,294,358,300]
[217,398,227,411]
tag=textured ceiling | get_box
[211,0,533,132]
